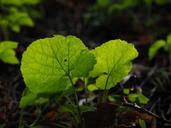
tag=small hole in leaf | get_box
[64,59,67,62]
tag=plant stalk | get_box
[68,75,82,126]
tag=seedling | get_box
[0,0,40,65]
[0,41,19,64]
[148,34,171,63]
[20,35,138,126]
[85,0,170,28]
[0,0,41,39]
[123,88,149,105]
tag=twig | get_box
[122,97,171,124]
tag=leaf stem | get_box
[101,70,113,103]
[83,77,88,104]
[68,74,82,126]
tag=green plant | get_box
[0,41,19,64]
[123,88,149,104]
[0,0,41,64]
[20,35,138,126]
[0,0,41,39]
[85,0,171,27]
[139,119,147,128]
[95,0,170,11]
[148,34,171,61]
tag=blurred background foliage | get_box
[0,0,41,40]
[85,0,171,44]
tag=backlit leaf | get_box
[165,34,171,52]
[21,35,96,94]
[90,39,138,89]
[148,40,166,60]
[19,89,49,108]
[128,93,149,104]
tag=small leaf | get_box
[148,40,166,60]
[11,25,20,33]
[144,0,153,6]
[155,0,168,5]
[108,0,139,13]
[167,34,171,45]
[8,9,34,32]
[139,119,147,128]
[165,34,171,52]
[21,35,96,94]
[88,84,99,91]
[21,0,40,5]
[128,93,149,104]
[90,39,138,90]
[1,0,22,6]
[97,0,109,7]
[123,88,130,94]
[1,0,40,6]
[0,41,19,64]
[19,91,37,108]
[19,89,49,108]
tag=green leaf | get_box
[155,0,168,5]
[165,34,171,52]
[167,34,171,45]
[0,41,19,64]
[7,9,34,32]
[19,90,49,108]
[108,0,139,13]
[1,0,40,6]
[21,0,40,5]
[88,84,99,91]
[123,88,130,94]
[148,40,166,60]
[0,19,8,26]
[90,39,138,90]
[21,35,96,94]
[128,93,149,104]
[0,8,34,33]
[139,119,147,128]
[97,0,109,7]
[19,90,37,108]
[144,0,153,6]
[1,0,22,6]
[11,25,20,33]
